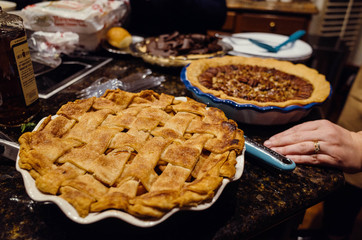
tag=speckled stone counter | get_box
[0,53,344,240]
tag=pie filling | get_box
[185,56,331,108]
[18,89,244,219]
[198,64,314,102]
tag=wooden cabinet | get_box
[219,1,318,37]
[234,12,311,35]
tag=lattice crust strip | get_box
[18,89,244,219]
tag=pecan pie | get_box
[186,56,331,108]
[18,89,244,219]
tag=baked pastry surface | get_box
[186,56,331,108]
[18,90,244,219]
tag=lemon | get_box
[106,27,132,49]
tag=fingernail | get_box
[264,140,271,146]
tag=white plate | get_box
[102,35,144,55]
[16,103,245,227]
[222,32,312,61]
[0,1,16,11]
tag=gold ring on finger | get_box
[314,141,320,154]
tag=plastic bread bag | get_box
[21,0,129,50]
[28,31,78,68]
[29,31,79,55]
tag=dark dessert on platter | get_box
[131,31,229,67]
[144,31,222,57]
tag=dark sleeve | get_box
[127,0,227,36]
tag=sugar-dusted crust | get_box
[186,56,331,108]
[18,89,244,219]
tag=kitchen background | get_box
[1,0,361,239]
[4,0,362,66]
[311,0,362,66]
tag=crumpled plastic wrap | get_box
[29,31,79,54]
[77,70,166,99]
[28,31,79,68]
[22,0,129,50]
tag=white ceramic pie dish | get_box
[16,100,245,227]
[0,1,17,11]
[180,66,331,125]
[101,35,144,55]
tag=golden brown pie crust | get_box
[18,90,244,219]
[186,56,331,108]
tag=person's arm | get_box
[264,119,362,173]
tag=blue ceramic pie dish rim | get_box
[180,65,332,113]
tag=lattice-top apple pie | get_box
[18,89,244,219]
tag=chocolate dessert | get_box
[144,31,222,57]
[131,31,229,67]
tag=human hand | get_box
[264,119,362,173]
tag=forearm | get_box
[352,131,362,172]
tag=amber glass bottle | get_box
[0,7,41,127]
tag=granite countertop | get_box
[0,53,344,240]
[226,0,319,15]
